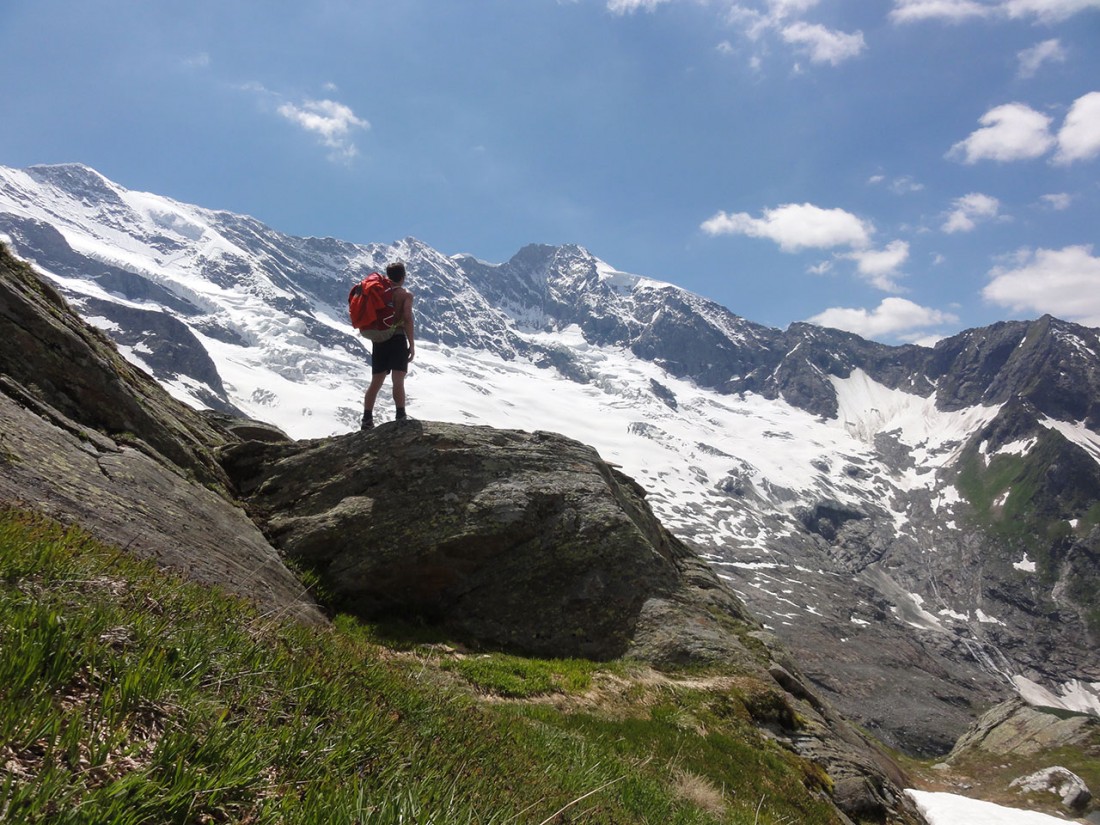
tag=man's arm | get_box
[401,289,415,361]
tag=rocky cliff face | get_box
[0,244,928,824]
[0,244,322,624]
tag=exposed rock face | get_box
[0,244,323,624]
[946,699,1099,760]
[221,419,757,664]
[0,243,229,489]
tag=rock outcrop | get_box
[945,699,1099,761]
[220,419,759,663]
[0,244,323,624]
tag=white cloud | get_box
[866,173,925,193]
[704,203,910,292]
[942,192,1001,233]
[1040,192,1072,210]
[890,0,993,23]
[1054,91,1100,165]
[767,0,821,14]
[1017,39,1065,79]
[606,0,671,12]
[780,22,866,65]
[844,240,911,292]
[277,98,370,163]
[701,203,872,251]
[725,1,864,67]
[808,297,958,339]
[948,102,1054,163]
[983,245,1100,325]
[1003,0,1100,22]
[891,0,1100,22]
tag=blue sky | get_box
[2,0,1098,343]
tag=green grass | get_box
[0,508,848,824]
[442,653,599,698]
[956,438,1082,562]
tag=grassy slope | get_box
[0,509,843,825]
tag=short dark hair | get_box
[386,261,407,283]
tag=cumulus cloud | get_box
[277,98,370,162]
[942,192,1001,233]
[948,102,1055,163]
[780,22,866,64]
[891,0,1100,23]
[808,297,959,340]
[1017,39,1065,79]
[703,203,911,291]
[843,240,910,291]
[983,245,1100,325]
[948,92,1100,166]
[701,203,872,251]
[1054,91,1100,164]
[724,0,864,68]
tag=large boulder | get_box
[221,419,759,663]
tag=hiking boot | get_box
[360,413,374,431]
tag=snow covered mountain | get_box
[2,162,1098,755]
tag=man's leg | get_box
[391,370,408,419]
[362,371,389,429]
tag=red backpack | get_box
[348,273,398,342]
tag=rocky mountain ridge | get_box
[1,162,1098,757]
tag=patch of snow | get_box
[1013,555,1036,573]
[1013,676,1100,715]
[907,789,1078,824]
[938,608,968,622]
[829,370,1001,476]
[994,438,1037,459]
[976,609,1004,625]
[932,485,961,513]
[1040,416,1100,465]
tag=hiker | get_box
[361,261,415,429]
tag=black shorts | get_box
[372,332,409,374]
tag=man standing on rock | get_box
[362,261,415,430]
